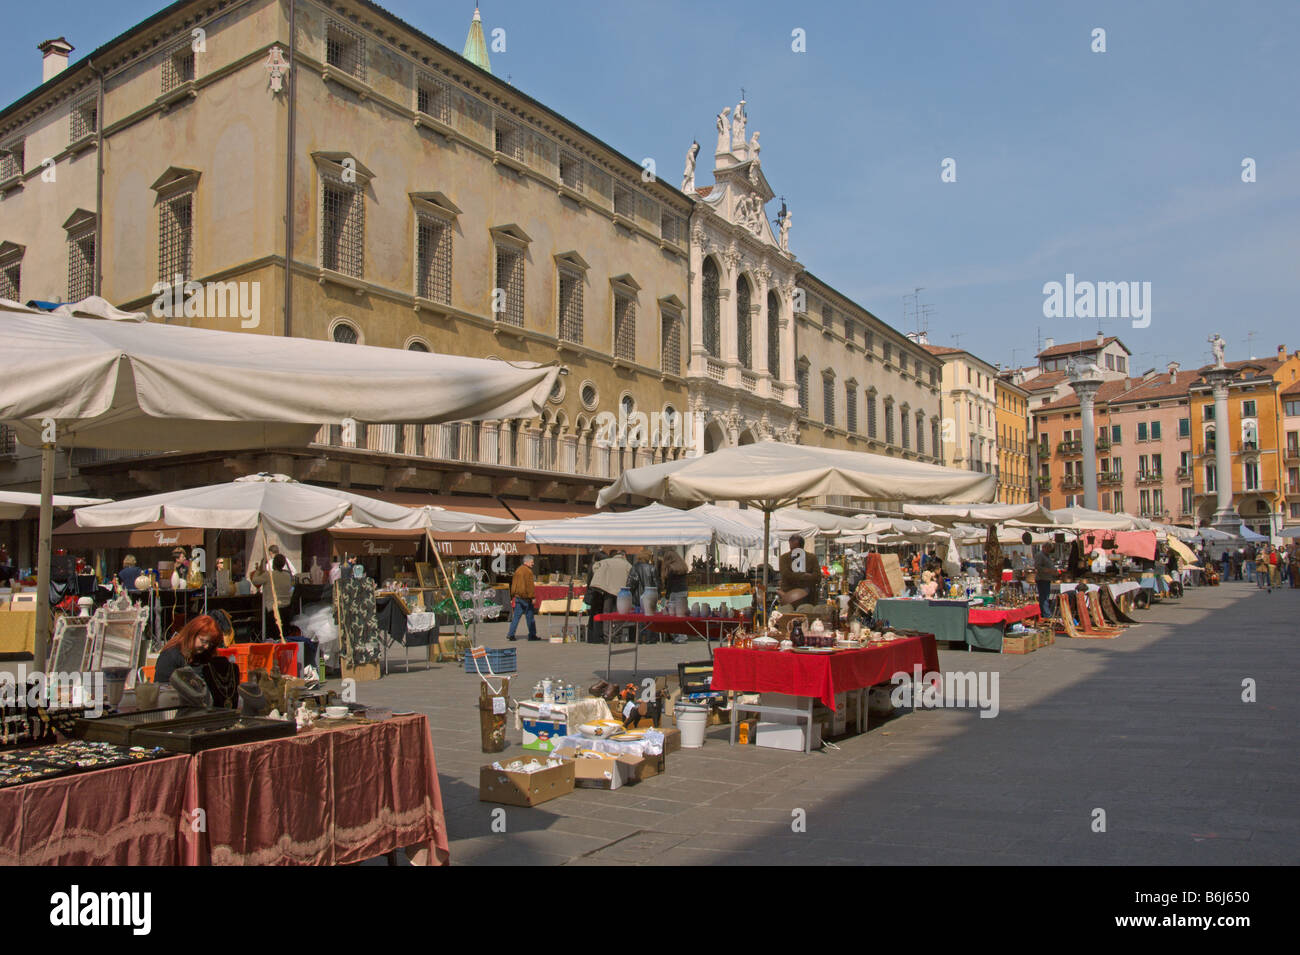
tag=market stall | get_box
[875,597,1041,652]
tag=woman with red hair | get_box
[154,615,239,707]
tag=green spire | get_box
[462,4,491,73]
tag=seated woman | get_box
[777,535,822,609]
[154,615,240,708]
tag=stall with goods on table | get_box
[0,713,448,865]
[875,597,1040,652]
[710,634,940,752]
[592,610,748,678]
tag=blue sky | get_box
[3,0,1297,374]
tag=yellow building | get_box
[995,376,1031,504]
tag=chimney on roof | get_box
[38,37,74,82]
[1168,361,1180,384]
[1096,332,1105,347]
[1044,337,1055,351]
[1279,345,1287,361]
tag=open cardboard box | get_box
[479,757,575,807]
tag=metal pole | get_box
[34,443,56,667]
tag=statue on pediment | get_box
[715,107,731,155]
[1208,334,1226,368]
[731,100,747,154]
[777,201,791,252]
[682,141,699,192]
[749,131,760,159]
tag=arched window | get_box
[736,274,752,369]
[702,257,720,358]
[406,340,430,352]
[767,290,780,376]
[332,321,359,344]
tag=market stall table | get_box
[592,612,747,678]
[711,635,941,752]
[0,714,448,865]
[876,598,1039,652]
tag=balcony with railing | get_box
[1176,466,1192,482]
[1037,475,1052,491]
[1238,440,1260,456]
[1138,509,1171,520]
[1095,436,1112,452]
[1135,470,1165,485]
[1061,475,1083,491]
[1284,445,1300,464]
[1037,443,1051,459]
[1057,439,1083,455]
[1098,471,1124,487]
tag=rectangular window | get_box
[822,305,835,336]
[162,44,196,93]
[557,269,583,343]
[1244,462,1259,491]
[1113,491,1123,512]
[1203,405,1214,421]
[797,366,809,413]
[0,141,24,182]
[613,295,636,362]
[320,180,362,278]
[70,97,98,142]
[416,74,451,124]
[867,394,878,438]
[1138,454,1148,474]
[1140,489,1150,514]
[1150,420,1162,440]
[844,320,855,346]
[1117,356,1127,373]
[1102,492,1111,511]
[559,151,583,191]
[1152,453,1162,474]
[822,376,835,426]
[159,192,194,284]
[1152,489,1163,513]
[1178,417,1190,438]
[1205,466,1216,492]
[326,21,366,80]
[415,215,452,304]
[1242,399,1257,418]
[846,386,858,433]
[1286,401,1300,417]
[661,312,681,375]
[885,404,895,445]
[494,117,522,161]
[1106,353,1115,370]
[68,228,95,301]
[932,419,940,454]
[0,255,19,300]
[1137,421,1148,441]
[659,212,679,244]
[916,415,925,454]
[493,245,524,326]
[901,412,910,450]
[1182,488,1194,514]
[613,185,636,219]
[883,342,892,365]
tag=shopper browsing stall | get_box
[507,554,539,642]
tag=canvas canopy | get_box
[350,504,520,535]
[0,490,110,521]
[524,503,760,548]
[903,502,1054,526]
[1049,506,1143,530]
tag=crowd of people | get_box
[1217,541,1300,591]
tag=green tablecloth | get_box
[875,598,1005,651]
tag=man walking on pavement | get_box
[507,554,539,641]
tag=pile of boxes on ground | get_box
[1001,624,1056,655]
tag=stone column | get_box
[560,433,577,473]
[1206,369,1241,534]
[754,268,771,383]
[720,251,739,386]
[1068,366,1105,510]
[479,421,499,465]
[688,226,706,376]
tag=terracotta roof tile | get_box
[1036,336,1127,359]
[695,186,713,197]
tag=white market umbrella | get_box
[0,299,558,660]
[524,503,760,548]
[351,504,520,535]
[0,490,110,521]
[1239,526,1268,543]
[903,502,1054,526]
[1049,506,1143,531]
[596,442,995,594]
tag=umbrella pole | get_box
[424,529,467,631]
[761,506,771,631]
[34,441,56,668]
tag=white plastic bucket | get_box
[675,701,709,748]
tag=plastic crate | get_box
[217,643,277,682]
[463,647,517,675]
[271,642,299,678]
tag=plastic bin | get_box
[217,643,277,682]
[463,647,517,675]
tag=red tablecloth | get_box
[0,714,448,866]
[967,605,1041,626]
[710,635,940,710]
[594,612,745,638]
[534,584,586,602]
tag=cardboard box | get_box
[656,726,681,755]
[1001,635,1032,655]
[479,759,575,807]
[341,661,381,682]
[622,751,667,783]
[517,701,573,750]
[755,720,821,752]
[553,747,629,790]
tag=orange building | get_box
[1188,347,1300,537]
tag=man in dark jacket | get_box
[1034,545,1056,617]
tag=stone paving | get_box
[345,582,1298,865]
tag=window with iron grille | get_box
[320,178,363,278]
[901,412,911,449]
[844,320,855,346]
[416,73,450,124]
[162,44,196,93]
[916,413,925,454]
[68,228,95,301]
[883,341,893,365]
[613,295,636,362]
[494,117,522,160]
[613,184,635,218]
[0,256,19,300]
[767,291,780,375]
[846,385,858,433]
[822,374,835,426]
[797,364,809,413]
[70,98,98,142]
[0,424,15,457]
[0,141,23,182]
[822,304,834,335]
[494,245,524,326]
[660,211,679,244]
[559,151,583,191]
[702,257,720,357]
[332,322,359,344]
[661,311,681,375]
[557,268,583,343]
[865,331,874,355]
[416,214,451,303]
[932,419,941,453]
[326,21,365,80]
[736,277,752,368]
[884,401,895,445]
[866,393,877,438]
[159,191,193,284]
[407,340,429,352]
[929,368,936,387]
